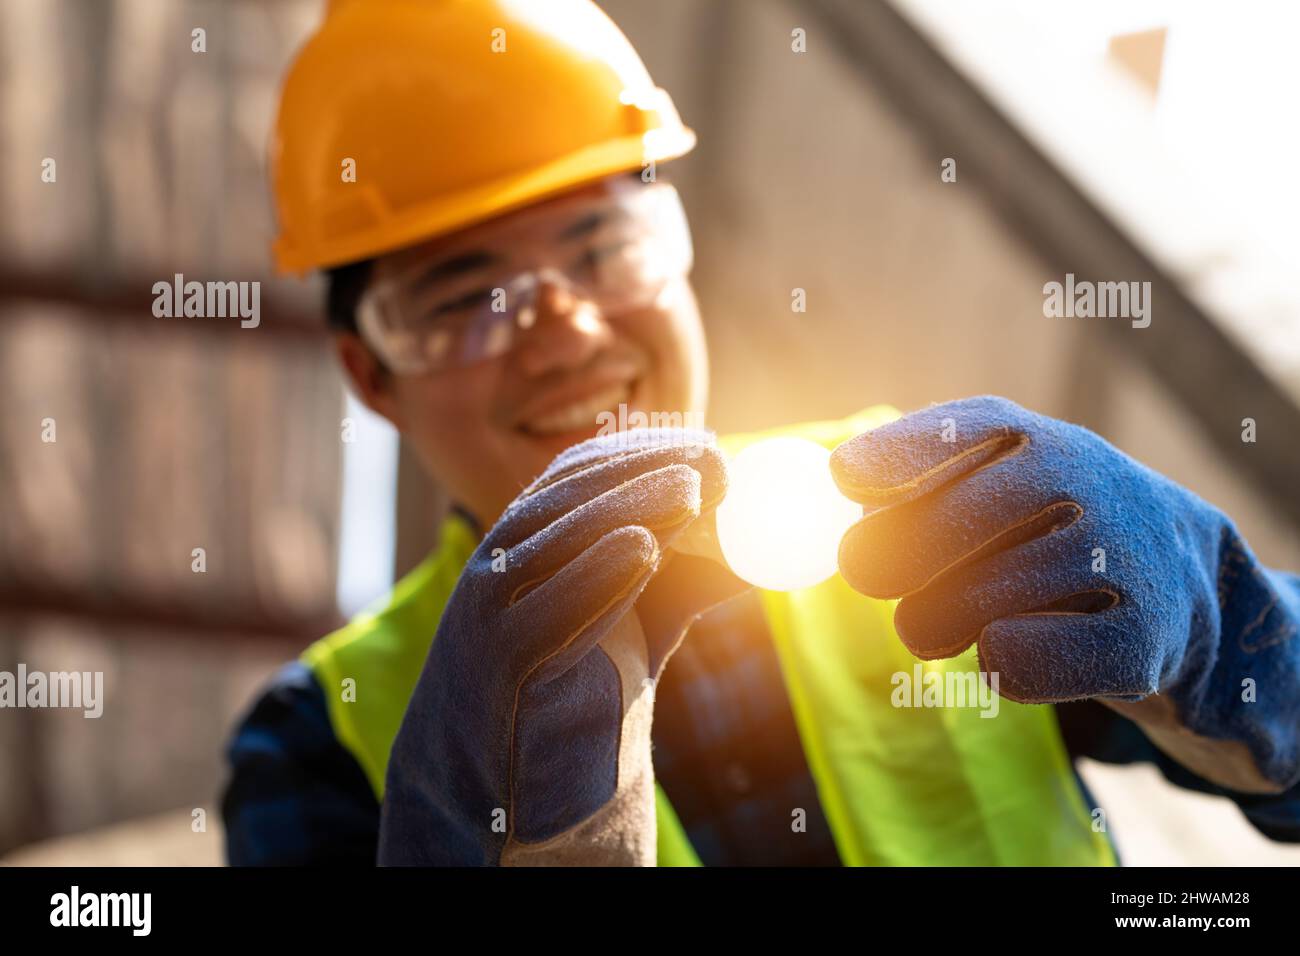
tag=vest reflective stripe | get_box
[303,407,1115,866]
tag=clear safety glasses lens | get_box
[356,183,693,375]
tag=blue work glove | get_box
[378,429,734,865]
[830,395,1300,793]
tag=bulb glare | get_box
[716,437,861,592]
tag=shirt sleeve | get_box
[221,661,381,865]
[1055,698,1300,843]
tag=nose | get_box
[512,275,613,377]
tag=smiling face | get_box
[335,175,709,527]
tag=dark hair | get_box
[325,259,375,334]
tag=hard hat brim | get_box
[274,127,696,276]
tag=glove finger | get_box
[830,396,1034,508]
[506,464,703,602]
[838,456,1076,599]
[895,525,1120,660]
[977,605,1158,704]
[489,442,726,552]
[508,525,660,683]
[529,428,718,492]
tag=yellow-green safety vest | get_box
[302,406,1116,866]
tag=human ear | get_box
[334,333,404,430]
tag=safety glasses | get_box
[356,180,694,374]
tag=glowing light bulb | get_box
[715,437,862,592]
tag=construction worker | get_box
[222,0,1300,865]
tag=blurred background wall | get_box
[1,0,1297,864]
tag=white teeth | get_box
[525,383,632,436]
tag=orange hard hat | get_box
[270,0,696,274]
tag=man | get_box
[223,0,1300,865]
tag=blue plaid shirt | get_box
[223,590,1300,865]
